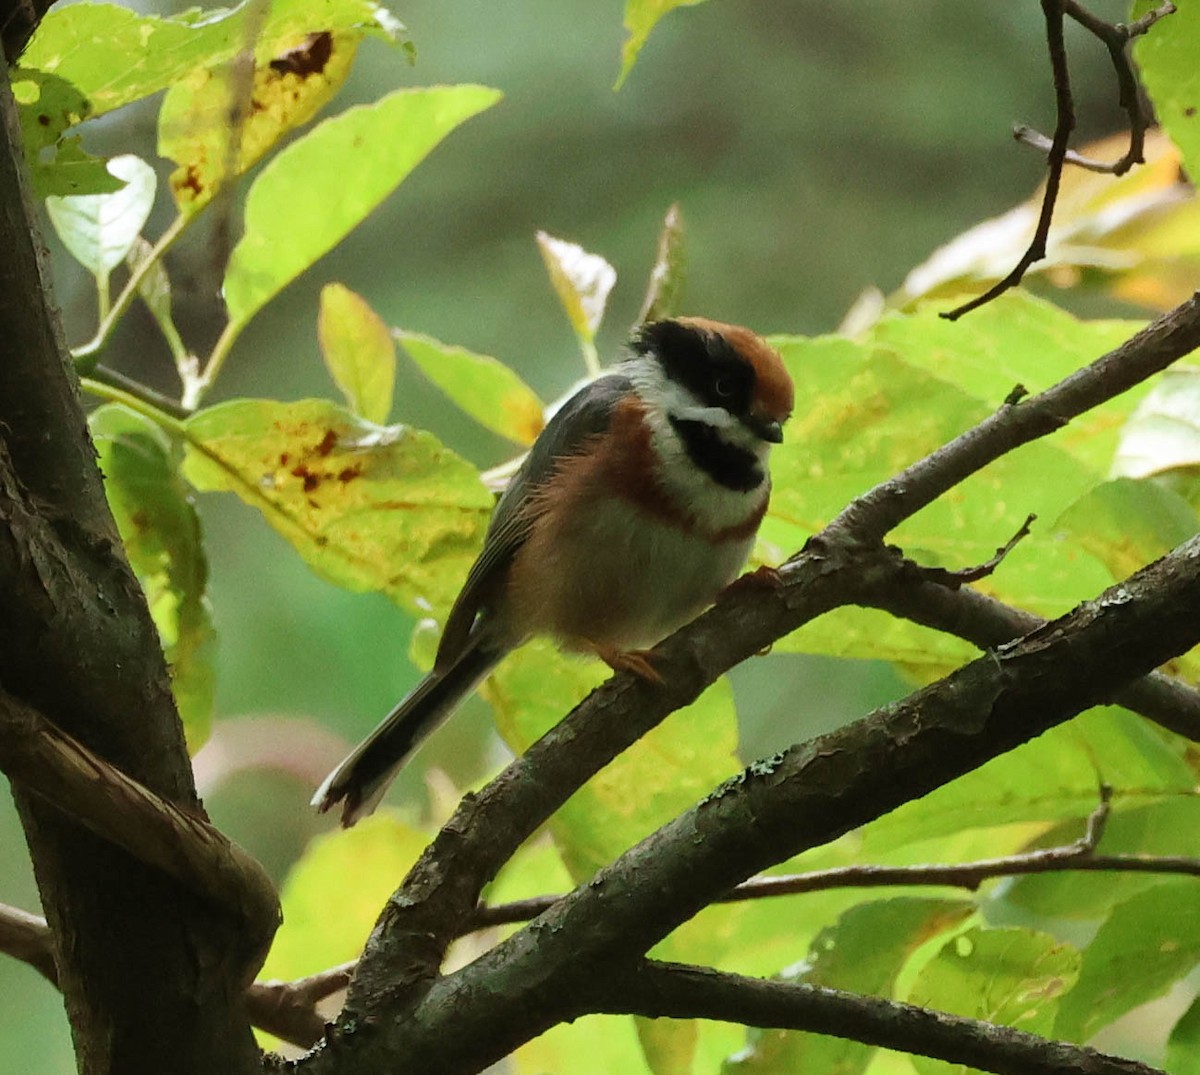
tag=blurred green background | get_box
[1,0,1136,1069]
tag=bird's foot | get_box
[593,644,665,685]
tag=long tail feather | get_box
[311,637,504,826]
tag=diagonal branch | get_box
[861,564,1200,740]
[834,293,1200,544]
[592,960,1164,1075]
[314,531,1200,1073]
[0,690,280,971]
[341,293,1200,1014]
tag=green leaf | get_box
[1055,881,1200,1043]
[858,706,1197,855]
[158,31,360,214]
[637,202,687,324]
[1166,994,1200,1075]
[514,1016,652,1075]
[260,813,429,981]
[1052,478,1200,679]
[181,398,493,615]
[45,154,156,280]
[617,0,708,88]
[869,293,1143,473]
[1113,368,1200,479]
[727,899,975,1074]
[1134,2,1200,190]
[319,284,396,424]
[636,1018,696,1075]
[397,331,545,445]
[90,404,215,752]
[536,231,617,352]
[1054,477,1200,582]
[22,0,405,119]
[223,84,501,330]
[909,927,1080,1075]
[11,69,122,197]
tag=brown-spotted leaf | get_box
[159,30,359,215]
[181,398,492,616]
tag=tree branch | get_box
[834,293,1200,543]
[335,293,1200,1021]
[592,961,1164,1075]
[861,561,1200,741]
[314,530,1200,1072]
[0,690,280,965]
[1,60,263,1075]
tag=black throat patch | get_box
[668,417,764,492]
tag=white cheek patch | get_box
[622,356,772,531]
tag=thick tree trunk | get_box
[0,63,261,1075]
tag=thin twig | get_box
[86,364,191,420]
[943,0,1075,320]
[915,513,1037,589]
[943,0,1177,320]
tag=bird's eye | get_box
[714,376,735,398]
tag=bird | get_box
[312,316,794,826]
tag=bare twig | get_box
[594,960,1165,1075]
[943,0,1075,320]
[943,0,1177,320]
[916,513,1037,589]
[0,690,280,970]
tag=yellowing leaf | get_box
[181,398,493,615]
[21,0,406,118]
[260,813,429,981]
[536,231,616,350]
[319,284,396,424]
[616,0,708,89]
[158,31,359,215]
[637,202,686,324]
[397,331,545,445]
[223,84,501,330]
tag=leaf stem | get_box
[80,375,188,435]
[581,338,601,379]
[188,319,241,409]
[72,214,189,364]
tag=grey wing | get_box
[434,373,634,669]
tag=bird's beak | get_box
[745,412,784,443]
